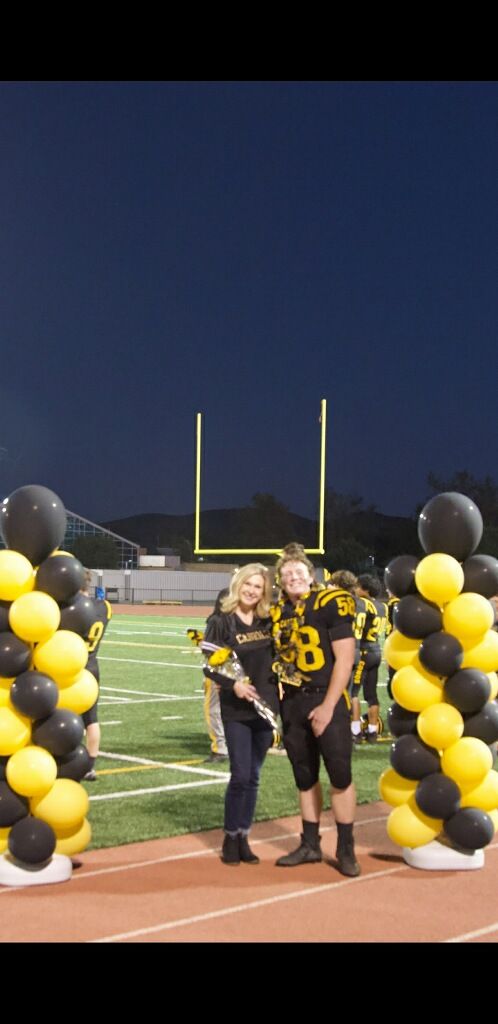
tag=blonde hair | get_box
[220,563,272,618]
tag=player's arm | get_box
[307,589,355,736]
[308,636,356,737]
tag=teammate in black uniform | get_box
[202,588,229,762]
[81,572,112,781]
[350,575,387,744]
[271,551,360,877]
[203,564,279,866]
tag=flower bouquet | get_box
[187,630,280,736]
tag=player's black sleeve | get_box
[314,589,355,641]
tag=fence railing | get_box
[102,587,217,605]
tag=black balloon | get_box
[390,734,440,780]
[387,702,419,737]
[0,485,66,567]
[0,780,29,827]
[8,816,56,865]
[462,554,498,599]
[10,671,58,720]
[32,709,84,756]
[0,756,8,782]
[418,491,483,561]
[56,744,91,781]
[418,631,463,677]
[0,633,32,677]
[443,807,494,851]
[59,593,97,636]
[444,668,491,714]
[415,772,461,819]
[462,701,498,744]
[0,600,12,633]
[384,555,419,598]
[36,554,85,604]
[394,595,442,639]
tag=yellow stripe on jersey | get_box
[313,588,355,616]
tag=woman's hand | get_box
[233,678,258,702]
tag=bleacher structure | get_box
[64,511,140,569]
[0,508,140,570]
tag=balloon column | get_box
[0,486,96,886]
[380,492,498,869]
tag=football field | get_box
[86,613,393,849]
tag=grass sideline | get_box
[85,613,393,849]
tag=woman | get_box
[203,563,278,866]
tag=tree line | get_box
[69,470,498,570]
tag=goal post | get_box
[194,399,327,555]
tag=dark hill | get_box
[101,508,318,551]
[101,507,417,562]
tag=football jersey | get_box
[385,596,399,637]
[85,598,112,667]
[354,597,387,650]
[273,586,355,691]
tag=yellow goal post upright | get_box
[194,398,327,555]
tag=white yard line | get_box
[102,696,202,705]
[101,685,199,699]
[90,778,229,801]
[99,656,199,669]
[97,750,226,778]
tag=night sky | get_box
[1,81,496,527]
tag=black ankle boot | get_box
[221,834,240,865]
[239,834,260,864]
[335,841,360,877]
[275,834,322,867]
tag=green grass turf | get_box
[85,614,392,849]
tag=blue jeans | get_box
[223,718,273,834]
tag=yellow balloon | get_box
[0,677,13,708]
[31,778,89,831]
[0,550,35,602]
[0,826,10,853]
[487,672,498,700]
[392,663,444,712]
[443,593,494,643]
[383,631,421,671]
[6,745,57,797]
[33,630,88,684]
[441,737,493,787]
[415,553,464,606]
[417,702,464,749]
[379,768,417,806]
[55,817,91,856]
[460,769,498,811]
[0,706,31,756]
[387,798,442,848]
[49,550,75,558]
[57,669,98,714]
[9,590,61,644]
[461,630,498,672]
